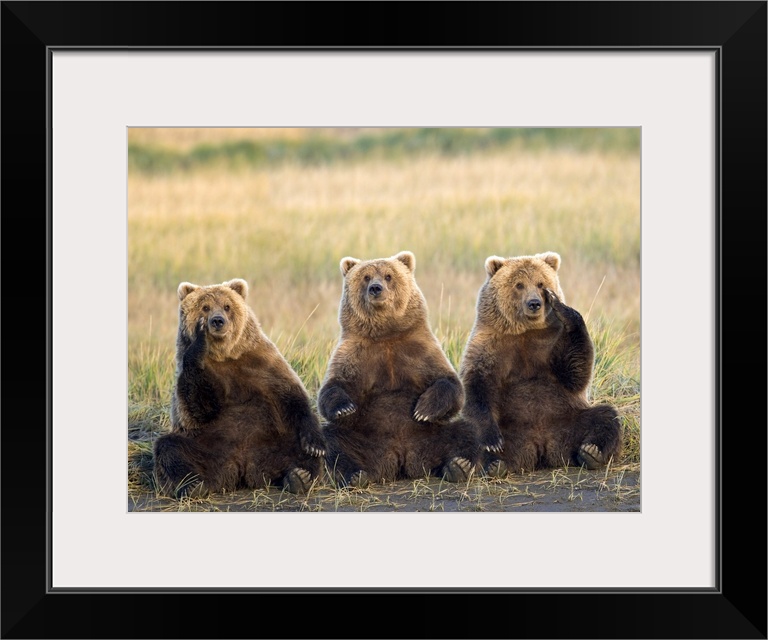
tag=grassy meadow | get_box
[128,127,641,511]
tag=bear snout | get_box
[209,314,227,331]
[526,297,542,313]
[367,280,384,298]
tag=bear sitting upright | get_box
[153,278,326,498]
[318,251,480,488]
[459,251,622,476]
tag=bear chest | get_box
[355,340,429,390]
[496,335,555,382]
[205,357,272,402]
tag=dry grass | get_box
[128,440,640,513]
[128,146,639,351]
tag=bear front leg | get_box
[177,317,222,423]
[182,317,208,368]
[461,373,503,453]
[543,288,595,393]
[317,380,358,421]
[279,390,327,458]
[413,376,464,423]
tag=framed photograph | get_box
[4,2,765,638]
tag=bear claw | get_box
[334,403,357,418]
[484,438,504,453]
[414,412,430,422]
[283,467,313,494]
[577,443,605,470]
[481,428,504,453]
[443,457,474,483]
[301,436,326,458]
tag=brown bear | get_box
[153,278,326,498]
[317,251,481,488]
[458,251,622,476]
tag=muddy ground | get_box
[128,459,640,513]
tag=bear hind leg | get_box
[323,425,381,488]
[153,433,210,499]
[406,418,481,483]
[574,404,623,470]
[324,449,371,489]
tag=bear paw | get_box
[413,381,460,423]
[348,470,369,489]
[333,402,357,419]
[543,288,567,321]
[190,316,210,347]
[300,432,326,458]
[174,477,208,500]
[283,467,314,494]
[481,427,504,453]
[544,288,583,329]
[442,457,475,483]
[484,459,509,479]
[577,443,606,470]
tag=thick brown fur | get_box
[459,252,622,476]
[153,279,326,498]
[318,251,480,487]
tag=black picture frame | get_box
[2,2,765,638]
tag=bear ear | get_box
[394,251,416,273]
[484,256,506,277]
[537,251,562,272]
[225,278,248,299]
[177,282,199,301]
[340,257,360,277]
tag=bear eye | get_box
[515,283,524,290]
[224,305,230,312]
[364,275,371,282]
[385,274,391,282]
[537,282,544,289]
[202,305,210,312]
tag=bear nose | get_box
[527,298,542,312]
[368,282,383,297]
[210,314,226,329]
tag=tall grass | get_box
[128,127,641,468]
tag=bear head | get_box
[337,250,427,336]
[177,278,252,349]
[476,251,565,334]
